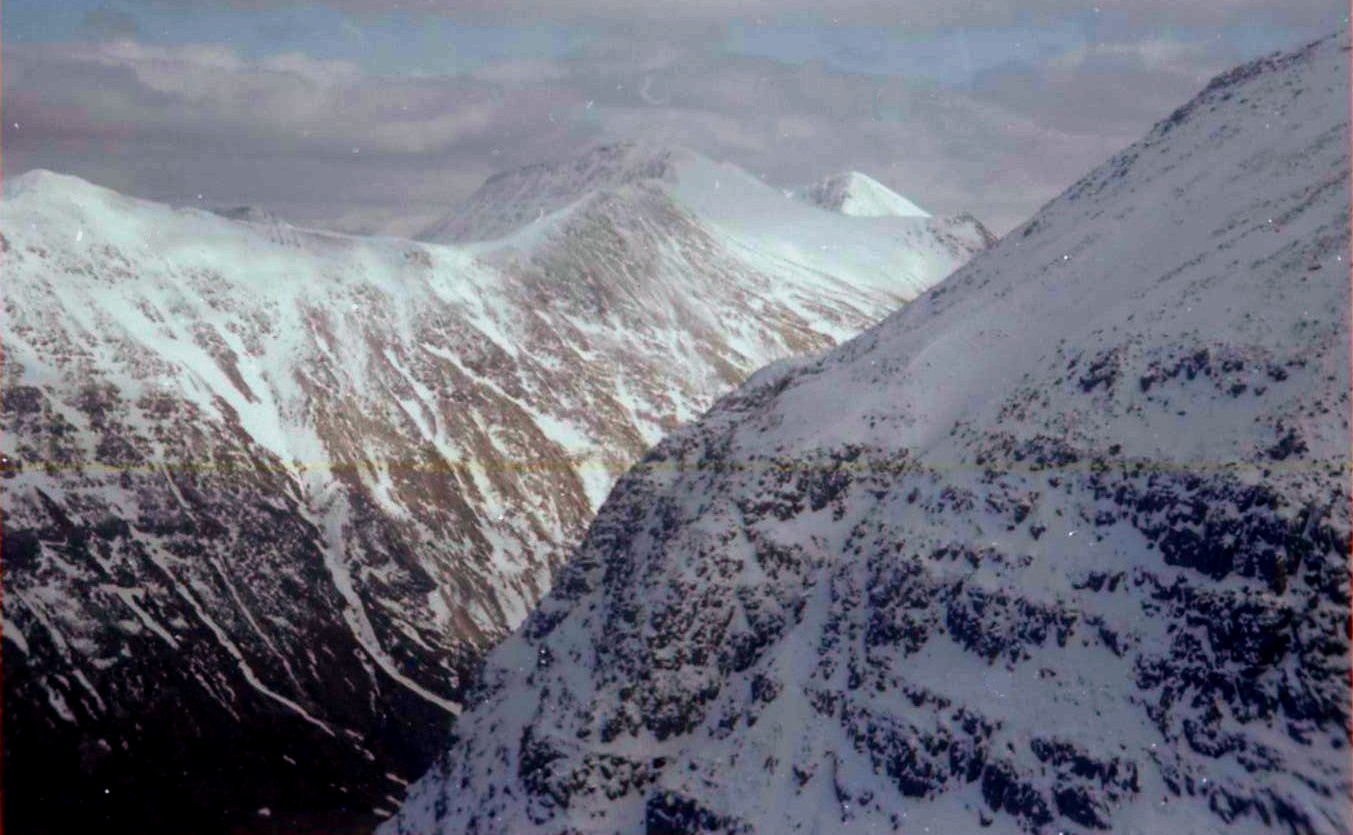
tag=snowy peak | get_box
[489,140,704,190]
[4,171,296,242]
[417,143,990,305]
[417,141,709,243]
[4,168,118,204]
[417,143,961,253]
[799,170,931,218]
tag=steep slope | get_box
[0,147,984,834]
[384,34,1352,835]
[797,171,931,218]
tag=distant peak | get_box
[481,141,707,190]
[799,171,930,218]
[418,141,717,243]
[211,205,288,226]
[3,168,107,201]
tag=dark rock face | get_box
[382,33,1352,835]
[1,376,462,835]
[645,791,752,834]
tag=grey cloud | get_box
[82,8,141,38]
[5,19,1338,238]
[5,38,605,233]
[5,40,588,157]
[969,38,1228,139]
[156,0,1347,30]
[469,59,569,84]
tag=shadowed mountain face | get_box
[0,147,987,834]
[383,34,1351,835]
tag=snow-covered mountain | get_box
[797,171,932,218]
[0,147,986,833]
[417,143,991,285]
[383,33,1351,835]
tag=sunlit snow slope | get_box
[0,147,986,834]
[798,171,933,218]
[384,33,1351,835]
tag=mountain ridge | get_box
[0,146,988,834]
[382,31,1352,835]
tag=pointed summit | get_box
[799,171,930,218]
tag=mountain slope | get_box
[417,142,688,243]
[797,171,931,218]
[383,33,1352,835]
[0,149,984,834]
[417,143,992,299]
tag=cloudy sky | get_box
[5,0,1346,235]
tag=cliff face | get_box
[384,34,1352,835]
